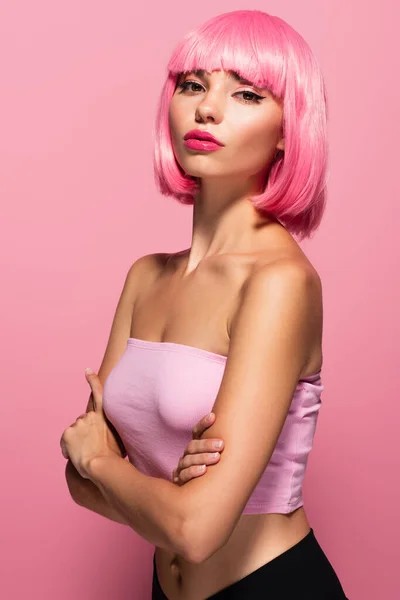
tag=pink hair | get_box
[153,10,329,241]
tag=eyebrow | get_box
[188,69,256,88]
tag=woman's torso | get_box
[129,223,323,600]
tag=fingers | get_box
[69,413,86,427]
[173,451,220,484]
[85,370,103,411]
[183,437,224,457]
[60,436,69,459]
[173,464,208,485]
[172,438,224,485]
[192,412,215,439]
[179,451,221,470]
[171,412,225,486]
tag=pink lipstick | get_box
[183,129,224,152]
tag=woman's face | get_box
[168,69,284,183]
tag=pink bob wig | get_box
[153,10,329,241]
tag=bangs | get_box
[167,10,287,99]
[153,10,328,242]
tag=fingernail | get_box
[197,465,206,472]
[85,367,93,374]
[208,413,214,421]
[213,440,223,449]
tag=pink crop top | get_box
[103,337,324,515]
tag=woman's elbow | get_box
[180,514,223,564]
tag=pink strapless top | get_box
[103,337,324,515]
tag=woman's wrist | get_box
[65,459,129,525]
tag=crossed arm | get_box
[85,261,318,564]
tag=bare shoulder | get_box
[251,223,322,289]
[251,256,321,295]
[228,256,323,379]
[239,258,321,334]
[95,252,168,387]
[251,256,322,328]
[126,252,168,292]
[230,256,321,331]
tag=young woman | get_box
[63,9,349,599]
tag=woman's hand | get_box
[61,414,125,461]
[60,414,125,461]
[60,368,123,479]
[172,412,224,485]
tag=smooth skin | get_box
[172,412,223,485]
[61,396,221,484]
[64,67,322,599]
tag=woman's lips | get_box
[183,139,224,152]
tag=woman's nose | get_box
[195,99,223,124]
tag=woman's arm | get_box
[85,453,187,557]
[179,262,319,563]
[65,458,129,526]
[64,253,161,520]
[84,262,318,563]
[64,390,128,524]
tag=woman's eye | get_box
[177,80,203,93]
[235,91,264,104]
[177,81,264,104]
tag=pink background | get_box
[1,1,398,599]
